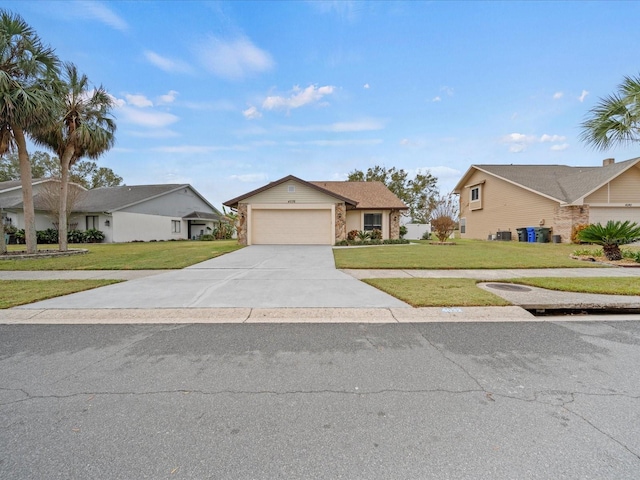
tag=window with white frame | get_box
[171,220,181,233]
[86,215,99,230]
[288,185,295,193]
[363,213,382,231]
[460,217,466,234]
[470,186,480,202]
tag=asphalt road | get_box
[1,321,639,479]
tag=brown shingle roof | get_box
[455,157,640,204]
[310,181,408,209]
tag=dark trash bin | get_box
[535,227,551,243]
[516,228,527,242]
[526,227,536,243]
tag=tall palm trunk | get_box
[14,126,37,254]
[58,145,74,252]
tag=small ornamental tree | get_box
[429,194,458,243]
[577,220,640,261]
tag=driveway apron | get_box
[18,245,409,309]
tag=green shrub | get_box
[67,229,85,244]
[421,231,431,240]
[36,228,59,244]
[199,234,215,241]
[399,225,407,239]
[573,248,603,257]
[84,229,105,243]
[356,230,370,242]
[335,240,349,246]
[370,229,382,240]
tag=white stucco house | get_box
[0,179,224,243]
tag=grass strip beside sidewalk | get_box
[1,280,122,309]
[364,277,640,307]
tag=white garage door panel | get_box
[252,209,332,244]
[590,207,640,225]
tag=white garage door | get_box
[251,209,332,245]
[590,207,640,225]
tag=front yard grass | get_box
[0,280,121,309]
[364,277,640,307]
[0,240,242,270]
[334,239,613,269]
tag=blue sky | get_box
[5,1,640,208]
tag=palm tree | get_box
[580,75,640,150]
[33,63,116,251]
[577,220,640,261]
[0,10,60,253]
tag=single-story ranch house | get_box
[453,157,640,242]
[1,179,223,243]
[223,175,408,245]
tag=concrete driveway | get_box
[18,245,409,309]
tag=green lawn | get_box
[364,277,640,307]
[0,240,242,270]
[0,280,121,309]
[334,239,616,269]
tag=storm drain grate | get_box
[485,283,533,292]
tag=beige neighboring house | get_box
[223,175,408,245]
[1,179,223,243]
[453,157,640,242]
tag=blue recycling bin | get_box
[526,227,536,243]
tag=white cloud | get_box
[243,106,262,120]
[540,134,566,143]
[553,91,564,100]
[152,145,249,154]
[432,96,442,102]
[144,51,193,74]
[579,90,589,102]
[197,35,274,80]
[502,133,536,144]
[118,106,179,128]
[550,143,569,151]
[125,94,153,108]
[262,85,336,111]
[283,139,382,147]
[280,119,384,132]
[75,1,128,31]
[501,132,567,153]
[158,90,179,104]
[441,86,454,96]
[127,129,180,139]
[229,173,269,183]
[363,83,370,89]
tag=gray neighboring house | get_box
[1,179,223,243]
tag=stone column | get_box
[552,205,590,243]
[236,204,248,245]
[389,209,400,239]
[335,203,346,242]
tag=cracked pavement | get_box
[1,321,640,479]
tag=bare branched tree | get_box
[429,194,459,243]
[37,179,86,229]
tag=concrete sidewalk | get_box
[2,266,639,323]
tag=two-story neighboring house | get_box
[453,157,640,242]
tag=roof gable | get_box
[75,184,219,214]
[223,175,357,207]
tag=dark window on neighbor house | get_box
[460,218,466,234]
[171,220,181,233]
[364,213,382,231]
[471,186,480,201]
[86,215,99,230]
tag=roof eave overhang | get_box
[223,175,358,208]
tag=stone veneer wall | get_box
[334,203,346,243]
[552,205,589,243]
[236,203,248,245]
[389,209,401,239]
